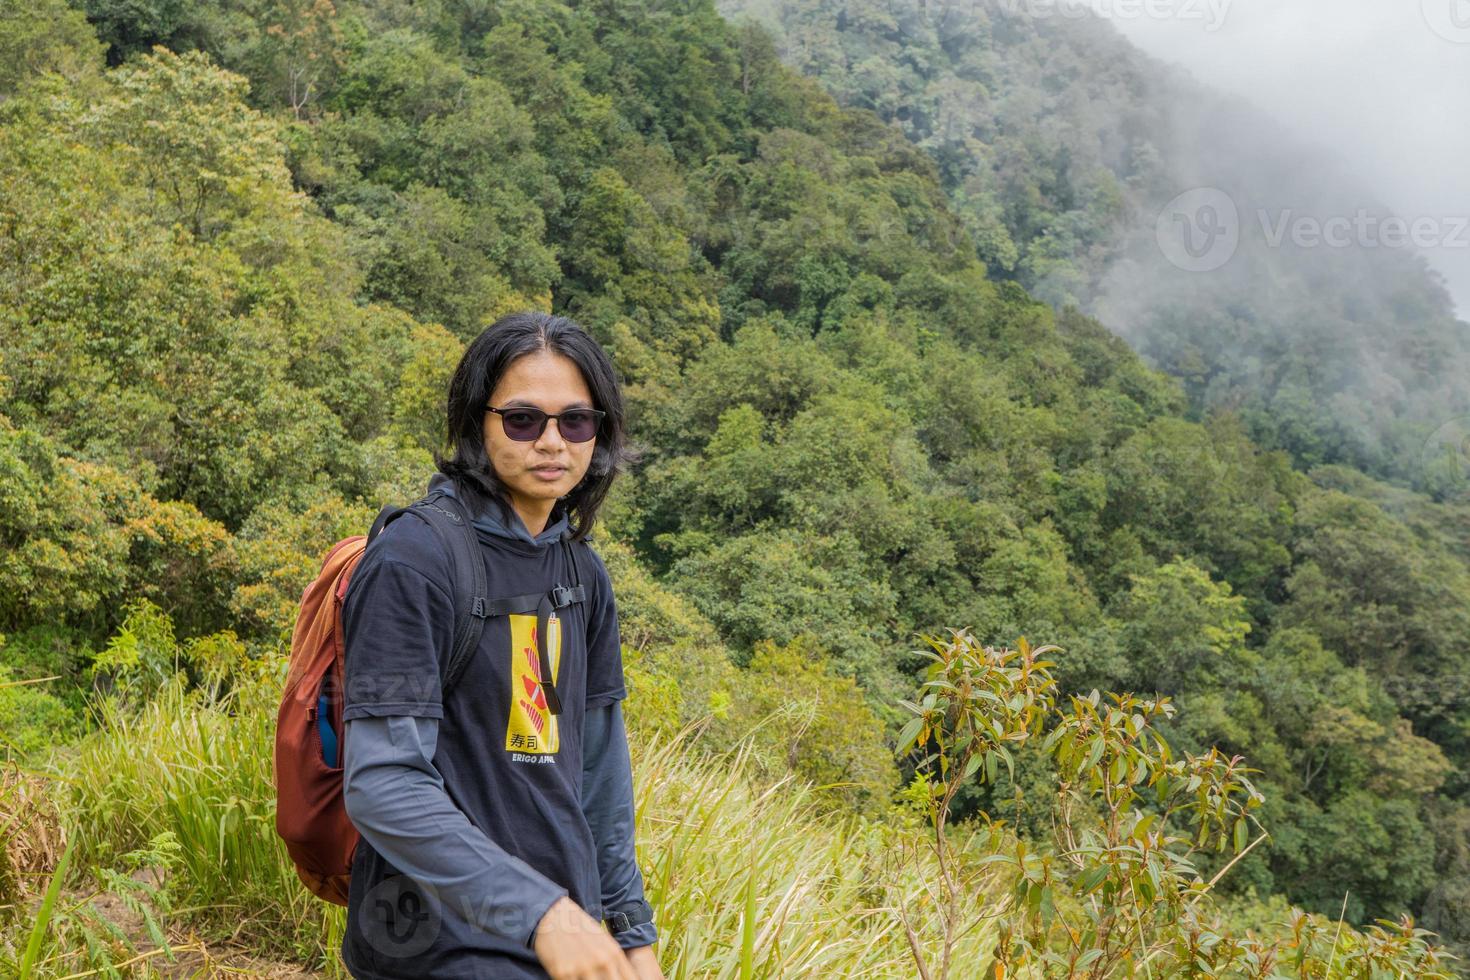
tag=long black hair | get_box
[434,312,631,542]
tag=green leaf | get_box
[897,715,924,754]
[21,837,73,980]
[1042,726,1065,753]
[1025,881,1043,916]
[1085,738,1105,772]
[739,853,757,980]
[975,853,1017,868]
[1133,813,1156,841]
[1135,874,1155,905]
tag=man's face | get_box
[482,351,597,525]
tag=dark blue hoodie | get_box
[338,475,656,978]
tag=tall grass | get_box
[631,720,1001,977]
[45,671,347,975]
[34,665,1002,977]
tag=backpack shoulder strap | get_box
[393,492,489,696]
[529,533,589,718]
[563,531,587,584]
[367,503,403,545]
[558,528,588,605]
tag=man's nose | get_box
[535,418,567,448]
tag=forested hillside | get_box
[721,0,1470,493]
[2,0,1467,974]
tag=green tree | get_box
[0,0,103,97]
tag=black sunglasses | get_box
[486,405,604,443]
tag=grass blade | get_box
[20,836,74,980]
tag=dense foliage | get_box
[720,0,1470,495]
[2,0,1466,970]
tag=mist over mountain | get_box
[720,0,1470,493]
[1100,0,1470,320]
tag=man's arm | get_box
[342,714,569,948]
[580,699,658,951]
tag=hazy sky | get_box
[1084,0,1470,319]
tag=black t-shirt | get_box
[339,500,627,978]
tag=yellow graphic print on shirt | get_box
[505,612,561,754]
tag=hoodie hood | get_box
[426,472,570,549]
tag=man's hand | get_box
[533,895,637,980]
[624,943,665,980]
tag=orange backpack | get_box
[273,492,489,904]
[273,489,587,904]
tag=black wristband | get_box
[603,899,654,934]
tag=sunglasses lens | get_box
[559,411,599,442]
[496,409,599,442]
[501,410,545,441]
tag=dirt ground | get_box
[23,866,324,979]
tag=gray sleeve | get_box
[342,714,569,949]
[580,700,658,950]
